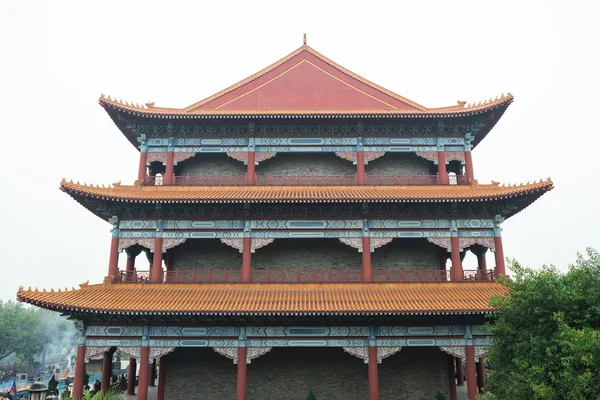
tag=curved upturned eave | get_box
[58,179,554,223]
[17,281,508,316]
[100,97,513,150]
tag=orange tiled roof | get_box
[17,282,507,315]
[98,44,513,117]
[60,179,553,204]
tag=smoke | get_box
[35,309,79,371]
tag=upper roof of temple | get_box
[99,43,513,118]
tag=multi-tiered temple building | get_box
[18,39,552,400]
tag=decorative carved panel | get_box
[339,238,393,253]
[174,152,195,163]
[220,238,274,253]
[118,238,187,252]
[335,151,385,164]
[214,347,272,364]
[439,346,489,358]
[85,346,110,359]
[119,347,175,362]
[343,347,401,364]
[427,237,495,250]
[227,152,277,164]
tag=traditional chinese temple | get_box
[17,37,552,400]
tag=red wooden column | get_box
[493,217,506,277]
[137,346,150,400]
[447,354,457,400]
[476,250,487,270]
[361,225,373,282]
[241,236,252,282]
[127,357,137,395]
[72,344,86,400]
[138,139,148,183]
[164,150,174,185]
[476,358,485,393]
[456,358,464,385]
[465,345,478,400]
[367,346,379,400]
[450,240,463,281]
[151,235,164,283]
[437,143,449,184]
[246,151,256,184]
[101,349,114,392]
[464,150,475,182]
[107,217,120,279]
[236,346,248,400]
[126,254,136,271]
[157,357,167,400]
[356,151,366,184]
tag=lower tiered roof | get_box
[17,282,506,317]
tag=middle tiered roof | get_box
[60,179,554,220]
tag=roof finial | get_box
[303,33,307,45]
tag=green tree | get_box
[0,301,37,362]
[306,387,317,400]
[487,248,600,400]
[0,301,78,371]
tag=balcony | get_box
[144,173,468,186]
[117,268,496,283]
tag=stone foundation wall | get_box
[172,239,242,270]
[175,153,246,176]
[372,239,440,270]
[162,346,450,400]
[365,152,434,176]
[257,153,356,176]
[252,238,362,270]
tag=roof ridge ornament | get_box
[303,33,307,45]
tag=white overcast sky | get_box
[1,1,599,301]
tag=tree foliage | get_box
[487,248,600,400]
[0,301,77,367]
[306,387,317,400]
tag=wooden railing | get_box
[117,268,495,283]
[144,173,468,186]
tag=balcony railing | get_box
[117,268,495,283]
[144,173,468,186]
